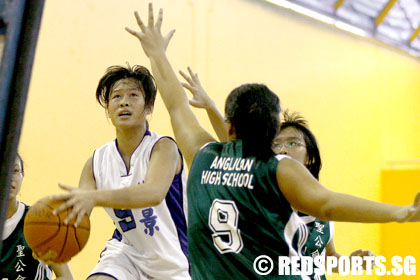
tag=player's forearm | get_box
[316,191,407,223]
[206,103,228,142]
[147,52,214,166]
[148,52,190,112]
[93,183,166,209]
[51,263,73,279]
[279,159,409,224]
[325,241,341,273]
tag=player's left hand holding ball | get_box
[50,183,96,227]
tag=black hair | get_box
[225,83,281,160]
[280,110,322,179]
[96,65,157,111]
[16,153,24,176]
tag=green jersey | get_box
[295,213,332,280]
[187,140,331,279]
[1,202,52,280]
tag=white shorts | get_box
[88,239,153,280]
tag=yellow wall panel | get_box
[380,168,420,279]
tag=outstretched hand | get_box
[179,67,214,109]
[125,3,175,58]
[349,249,375,270]
[49,183,95,227]
[400,191,420,222]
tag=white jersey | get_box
[92,130,189,279]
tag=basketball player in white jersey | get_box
[49,65,190,280]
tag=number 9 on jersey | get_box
[208,199,243,254]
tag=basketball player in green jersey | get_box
[179,68,375,279]
[127,4,420,279]
[1,154,73,279]
[274,112,374,279]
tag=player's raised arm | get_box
[126,3,215,167]
[179,67,228,142]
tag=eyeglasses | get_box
[273,141,306,150]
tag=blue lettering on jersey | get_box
[140,208,159,236]
[114,209,136,232]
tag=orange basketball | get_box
[23,197,90,263]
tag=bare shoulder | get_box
[276,156,299,177]
[152,137,181,163]
[153,137,178,154]
[84,156,93,166]
[79,156,96,190]
[150,137,182,174]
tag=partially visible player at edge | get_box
[45,65,190,278]
[1,154,73,280]
[125,3,420,279]
[179,67,376,279]
[275,112,375,279]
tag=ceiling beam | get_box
[334,0,346,10]
[375,0,398,26]
[409,25,420,43]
